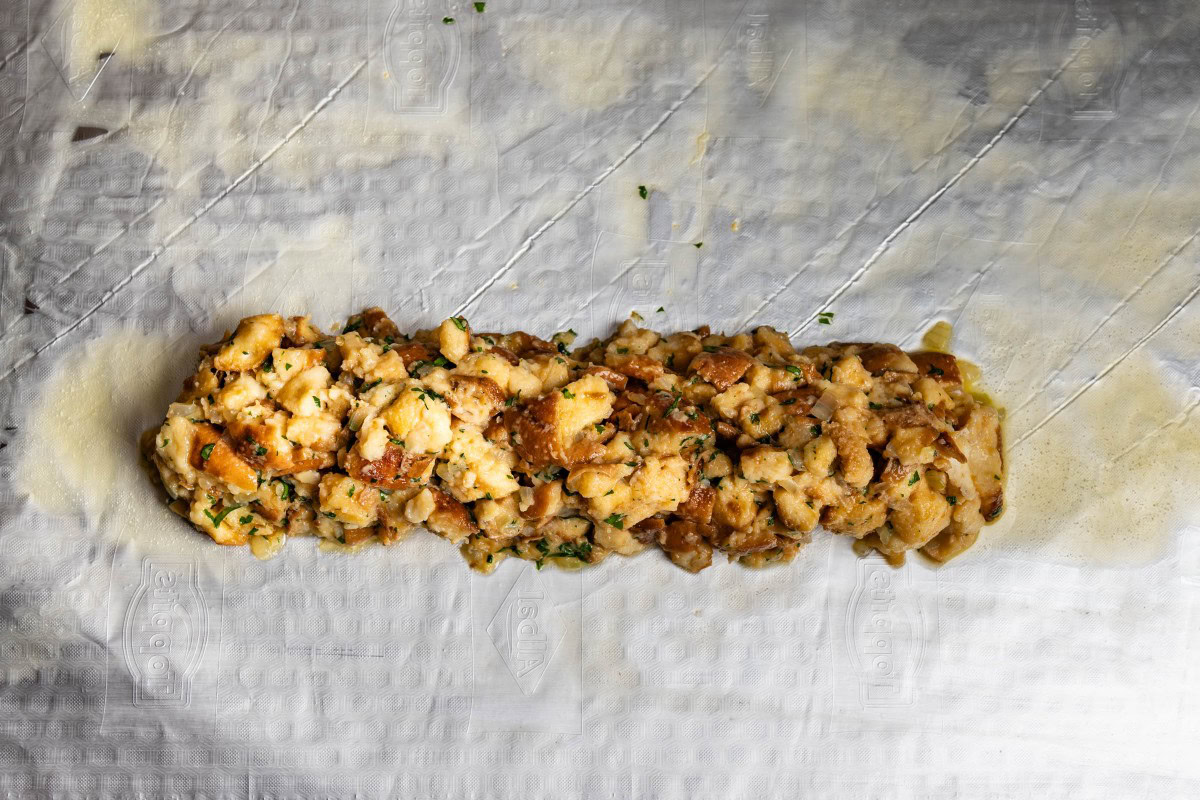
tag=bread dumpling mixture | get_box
[142,308,1004,572]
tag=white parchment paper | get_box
[2,0,1199,798]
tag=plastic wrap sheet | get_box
[2,0,1199,797]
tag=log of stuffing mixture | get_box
[141,308,1004,572]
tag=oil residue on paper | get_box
[16,329,189,551]
[985,351,1200,568]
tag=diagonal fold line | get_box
[452,60,723,318]
[1114,391,1200,463]
[0,36,31,74]
[1013,273,1200,449]
[0,57,369,386]
[1010,99,1200,416]
[451,0,759,318]
[745,34,1092,338]
[788,48,1085,338]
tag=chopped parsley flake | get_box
[474,1,485,10]
[637,185,648,199]
[311,395,321,408]
[442,16,454,24]
[561,387,575,399]
[908,471,920,486]
[451,316,468,331]
[199,443,215,461]
[203,503,243,528]
[551,541,592,561]
[694,241,703,249]
[411,386,444,408]
[929,366,945,376]
[603,513,625,530]
[817,311,835,325]
[947,496,957,506]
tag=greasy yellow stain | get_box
[921,321,954,352]
[71,0,155,71]
[801,42,968,169]
[690,131,710,166]
[1033,182,1199,304]
[916,322,1193,567]
[500,17,674,110]
[17,329,188,549]
[980,351,1200,566]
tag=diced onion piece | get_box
[810,390,837,421]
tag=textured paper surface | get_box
[2,0,1200,797]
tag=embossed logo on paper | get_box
[1049,0,1129,119]
[384,0,461,114]
[743,14,774,90]
[486,564,565,695]
[606,260,673,326]
[845,558,923,707]
[122,558,207,707]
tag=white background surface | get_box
[2,0,1199,797]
